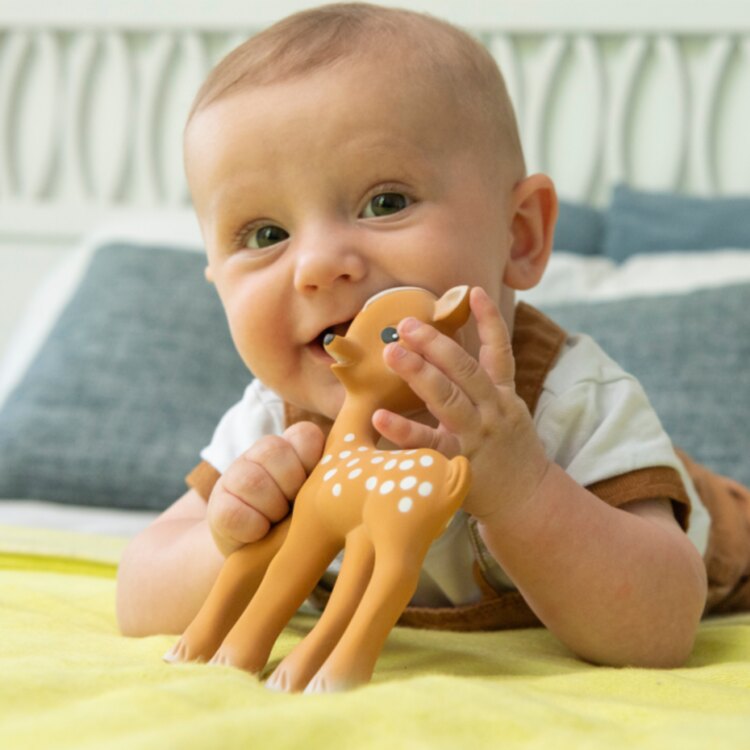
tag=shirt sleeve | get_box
[534,333,709,554]
[199,379,286,474]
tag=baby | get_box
[116,3,709,667]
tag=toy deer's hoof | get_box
[163,630,222,664]
[265,668,291,693]
[163,637,199,664]
[265,647,325,693]
[303,673,343,694]
[208,648,234,667]
[208,644,266,676]
[303,668,363,694]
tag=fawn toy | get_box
[165,285,473,692]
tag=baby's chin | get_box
[282,381,346,423]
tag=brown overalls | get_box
[187,303,750,630]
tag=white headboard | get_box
[1,0,750,250]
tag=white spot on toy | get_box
[418,482,433,497]
[324,469,337,481]
[379,480,395,495]
[332,483,342,497]
[347,458,360,467]
[371,456,384,464]
[357,446,368,452]
[399,459,415,470]
[398,497,413,513]
[419,455,434,467]
[344,433,356,442]
[365,477,378,490]
[339,451,352,459]
[348,469,363,479]
[321,455,332,465]
[384,459,397,470]
[400,476,417,490]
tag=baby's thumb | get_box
[283,421,326,474]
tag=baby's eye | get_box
[244,224,289,249]
[361,192,410,218]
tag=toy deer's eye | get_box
[380,327,399,343]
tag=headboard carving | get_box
[1,2,749,246]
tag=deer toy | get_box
[165,285,473,692]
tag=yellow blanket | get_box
[2,523,750,749]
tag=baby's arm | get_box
[377,287,707,667]
[116,422,324,636]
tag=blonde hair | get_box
[186,3,525,181]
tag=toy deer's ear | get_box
[432,285,471,332]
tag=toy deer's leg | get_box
[266,525,375,692]
[306,529,432,694]
[210,500,342,675]
[164,516,291,664]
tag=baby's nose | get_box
[293,232,368,292]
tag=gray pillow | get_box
[541,283,750,486]
[604,184,750,262]
[554,200,604,256]
[0,244,251,510]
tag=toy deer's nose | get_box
[324,333,361,367]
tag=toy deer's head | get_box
[323,286,471,414]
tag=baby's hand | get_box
[207,422,325,557]
[375,287,550,524]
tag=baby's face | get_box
[186,61,515,419]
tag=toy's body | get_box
[166,286,472,692]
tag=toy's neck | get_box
[325,393,382,450]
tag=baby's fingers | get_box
[282,420,326,474]
[372,409,459,457]
[241,435,307,509]
[471,287,515,388]
[389,314,498,413]
[207,487,271,549]
[383,336,477,434]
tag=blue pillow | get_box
[553,200,604,256]
[604,184,750,262]
[0,244,251,510]
[541,282,750,487]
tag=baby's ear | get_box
[204,265,214,283]
[503,174,558,291]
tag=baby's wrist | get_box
[470,458,553,533]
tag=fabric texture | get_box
[2,523,750,750]
[604,184,750,262]
[540,282,750,489]
[200,379,284,473]
[678,450,750,615]
[0,244,250,510]
[554,200,605,255]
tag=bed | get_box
[1,0,750,747]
